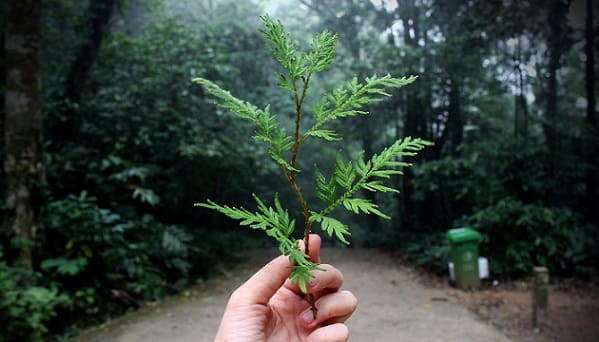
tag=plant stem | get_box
[288,75,313,254]
[285,75,318,318]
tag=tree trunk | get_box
[514,37,529,138]
[66,0,115,102]
[4,0,43,269]
[59,0,114,140]
[544,0,571,151]
[583,0,598,224]
[585,0,596,128]
[437,77,463,155]
[397,0,427,229]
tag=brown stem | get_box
[305,293,318,318]
[287,76,313,248]
[286,74,317,317]
[287,165,312,255]
[289,75,311,180]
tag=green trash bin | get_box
[447,227,482,290]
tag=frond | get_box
[193,77,294,170]
[307,74,418,135]
[314,137,433,219]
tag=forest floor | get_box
[72,248,599,342]
[415,267,599,342]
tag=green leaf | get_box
[305,129,342,141]
[289,266,313,294]
[310,213,350,244]
[342,198,390,219]
[314,137,432,219]
[195,193,295,241]
[285,244,323,294]
[315,165,337,205]
[305,30,338,73]
[41,257,88,276]
[361,181,400,193]
[193,77,294,171]
[306,74,419,134]
[260,15,305,83]
[333,153,356,190]
[370,169,404,179]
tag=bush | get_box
[463,198,598,277]
[38,192,209,334]
[407,137,597,278]
[0,248,67,342]
[401,233,450,275]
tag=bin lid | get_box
[446,227,481,243]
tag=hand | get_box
[214,234,357,342]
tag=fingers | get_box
[300,290,357,327]
[231,254,292,306]
[299,233,322,263]
[284,263,343,296]
[306,323,349,342]
[229,234,323,306]
[308,264,344,295]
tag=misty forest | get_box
[1,0,597,340]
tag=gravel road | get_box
[73,248,512,342]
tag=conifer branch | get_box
[194,15,432,318]
[310,137,433,241]
[303,74,418,142]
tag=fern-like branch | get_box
[194,16,432,313]
[195,194,320,292]
[310,137,433,239]
[303,74,418,142]
[193,77,296,172]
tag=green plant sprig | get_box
[193,15,431,314]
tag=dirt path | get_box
[73,248,511,342]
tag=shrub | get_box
[0,247,67,342]
[464,198,597,277]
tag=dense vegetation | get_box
[1,0,597,340]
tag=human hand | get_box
[214,234,357,342]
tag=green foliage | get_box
[41,257,88,276]
[308,74,418,133]
[195,15,430,293]
[45,192,199,300]
[312,137,432,220]
[401,233,450,274]
[409,138,598,277]
[464,198,597,276]
[31,191,234,338]
[0,248,68,342]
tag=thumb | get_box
[233,254,292,305]
[232,234,322,305]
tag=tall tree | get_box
[59,0,115,140]
[544,0,572,151]
[4,0,43,268]
[585,0,596,128]
[65,0,114,102]
[583,0,598,224]
[512,37,530,137]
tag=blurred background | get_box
[1,0,597,339]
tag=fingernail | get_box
[301,309,315,324]
[308,277,319,290]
